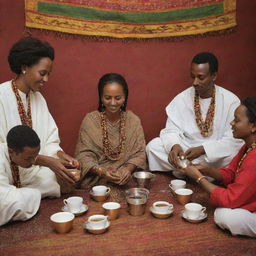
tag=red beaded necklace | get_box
[10,161,21,188]
[237,142,256,173]
[11,80,32,128]
[194,87,215,137]
[100,111,126,161]
[10,79,33,188]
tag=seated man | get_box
[0,125,59,226]
[147,52,243,177]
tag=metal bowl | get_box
[177,158,190,169]
[125,187,149,198]
[133,171,155,188]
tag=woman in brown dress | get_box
[75,73,147,190]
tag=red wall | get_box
[0,1,255,155]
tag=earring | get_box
[22,70,26,75]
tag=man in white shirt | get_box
[0,125,60,226]
[147,52,243,177]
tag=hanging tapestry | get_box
[25,0,237,39]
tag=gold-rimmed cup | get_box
[87,215,108,230]
[50,212,74,234]
[175,188,193,205]
[92,185,110,196]
[184,203,206,220]
[102,202,121,220]
[90,185,111,202]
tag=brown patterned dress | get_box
[75,110,147,190]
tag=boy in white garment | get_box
[0,125,58,226]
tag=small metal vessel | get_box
[133,171,155,188]
[125,188,149,216]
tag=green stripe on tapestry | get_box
[38,2,223,23]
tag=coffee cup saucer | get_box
[62,204,88,217]
[181,210,207,223]
[150,207,173,219]
[90,190,110,202]
[83,221,110,234]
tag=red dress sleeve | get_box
[210,146,256,211]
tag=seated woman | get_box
[183,97,256,237]
[0,37,79,195]
[75,73,147,191]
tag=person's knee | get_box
[146,138,161,154]
[214,208,230,227]
[214,208,254,236]
[15,189,41,211]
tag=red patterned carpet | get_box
[1,173,255,256]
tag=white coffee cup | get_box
[87,214,108,229]
[63,196,83,213]
[92,185,110,196]
[152,201,173,214]
[184,203,206,220]
[169,179,186,191]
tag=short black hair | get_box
[8,36,55,74]
[97,73,129,112]
[242,97,256,123]
[192,52,218,74]
[7,125,40,153]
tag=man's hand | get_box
[57,151,79,169]
[47,157,76,184]
[168,144,185,168]
[35,154,76,184]
[184,146,205,161]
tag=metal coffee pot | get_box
[125,188,149,216]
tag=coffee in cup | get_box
[152,201,173,214]
[169,179,186,191]
[184,203,206,219]
[87,215,108,229]
[92,185,110,196]
[63,196,83,213]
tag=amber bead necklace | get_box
[194,87,215,137]
[237,142,256,173]
[100,111,126,161]
[10,79,33,187]
[11,79,32,128]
